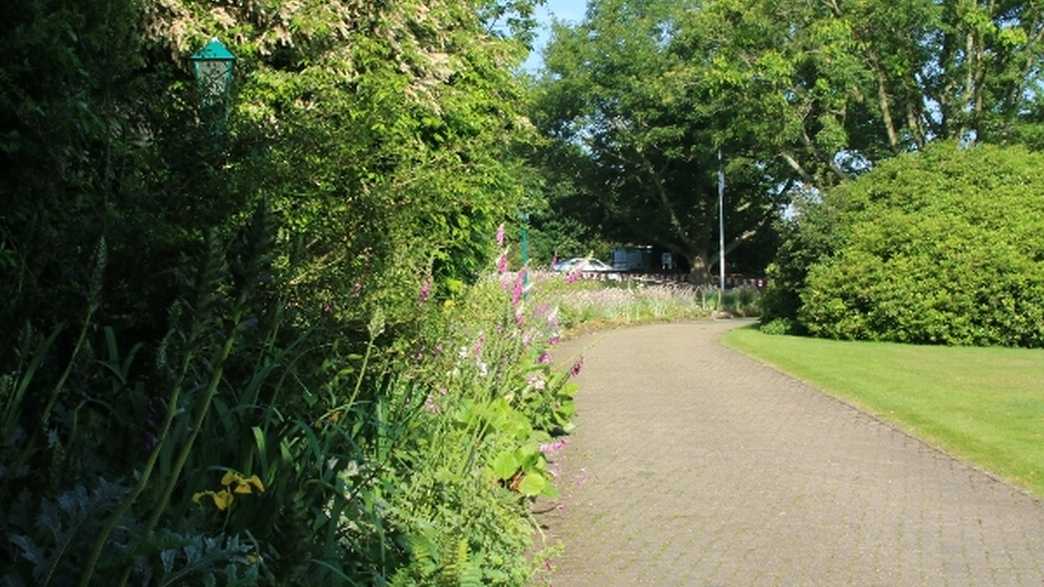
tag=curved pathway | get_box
[542,321,1044,586]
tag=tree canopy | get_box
[532,0,1044,278]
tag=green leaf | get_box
[518,472,546,496]
[491,450,520,480]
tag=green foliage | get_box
[782,143,1044,347]
[531,0,1044,281]
[532,0,784,280]
[758,318,795,337]
[0,0,555,584]
[676,0,1044,188]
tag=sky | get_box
[521,0,588,73]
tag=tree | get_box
[533,0,786,282]
[677,0,1044,190]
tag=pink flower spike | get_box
[570,356,584,377]
[496,223,506,246]
[418,277,432,302]
[511,273,524,306]
[497,253,508,274]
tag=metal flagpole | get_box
[718,148,726,302]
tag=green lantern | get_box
[190,37,236,107]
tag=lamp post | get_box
[717,148,726,307]
[190,37,236,128]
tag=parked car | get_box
[553,257,622,280]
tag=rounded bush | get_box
[797,143,1044,347]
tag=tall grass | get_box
[528,272,760,331]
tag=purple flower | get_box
[569,356,584,377]
[472,334,486,358]
[496,253,508,274]
[538,351,552,365]
[496,223,505,246]
[565,269,580,284]
[418,277,432,302]
[548,335,560,345]
[539,438,567,456]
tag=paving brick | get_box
[539,321,1044,586]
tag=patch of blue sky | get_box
[521,0,588,73]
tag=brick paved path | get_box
[541,321,1044,586]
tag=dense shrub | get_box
[773,143,1044,347]
[0,0,558,585]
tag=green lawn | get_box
[722,326,1044,497]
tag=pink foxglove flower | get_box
[538,351,552,365]
[511,272,524,306]
[472,333,486,358]
[496,253,508,274]
[569,356,584,377]
[418,277,432,302]
[496,223,506,246]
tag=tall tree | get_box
[534,0,786,282]
[534,0,1043,281]
[677,0,1044,189]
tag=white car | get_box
[554,258,622,279]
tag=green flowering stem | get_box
[78,333,200,587]
[129,307,245,579]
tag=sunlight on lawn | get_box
[723,327,1044,497]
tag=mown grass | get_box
[722,326,1044,497]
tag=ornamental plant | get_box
[779,143,1044,347]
